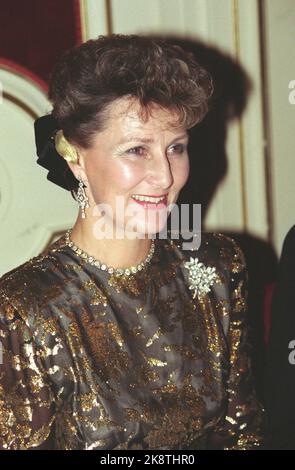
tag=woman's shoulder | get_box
[0,235,68,320]
[167,231,247,337]
[170,230,245,272]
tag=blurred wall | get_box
[0,0,81,275]
[263,0,295,254]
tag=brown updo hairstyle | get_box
[48,34,213,190]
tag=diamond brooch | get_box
[184,256,218,298]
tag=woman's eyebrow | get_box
[116,133,188,145]
[170,133,189,142]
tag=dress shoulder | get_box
[170,230,246,275]
[0,235,68,322]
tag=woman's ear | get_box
[67,150,87,182]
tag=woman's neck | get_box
[69,218,153,270]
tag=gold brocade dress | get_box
[0,232,265,450]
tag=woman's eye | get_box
[125,144,187,157]
[168,143,187,155]
[126,146,146,156]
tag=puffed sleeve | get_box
[209,238,266,449]
[0,292,56,449]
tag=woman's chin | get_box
[125,220,168,238]
[121,205,169,238]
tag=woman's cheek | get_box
[174,156,190,188]
[115,160,143,185]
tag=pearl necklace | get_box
[65,229,155,276]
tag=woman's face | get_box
[73,96,190,238]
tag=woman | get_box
[0,34,264,450]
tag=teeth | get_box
[132,195,165,203]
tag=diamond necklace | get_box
[65,229,155,276]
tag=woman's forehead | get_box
[105,97,184,132]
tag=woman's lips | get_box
[131,195,168,210]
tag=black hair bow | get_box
[34,114,79,191]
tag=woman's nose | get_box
[147,155,174,190]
